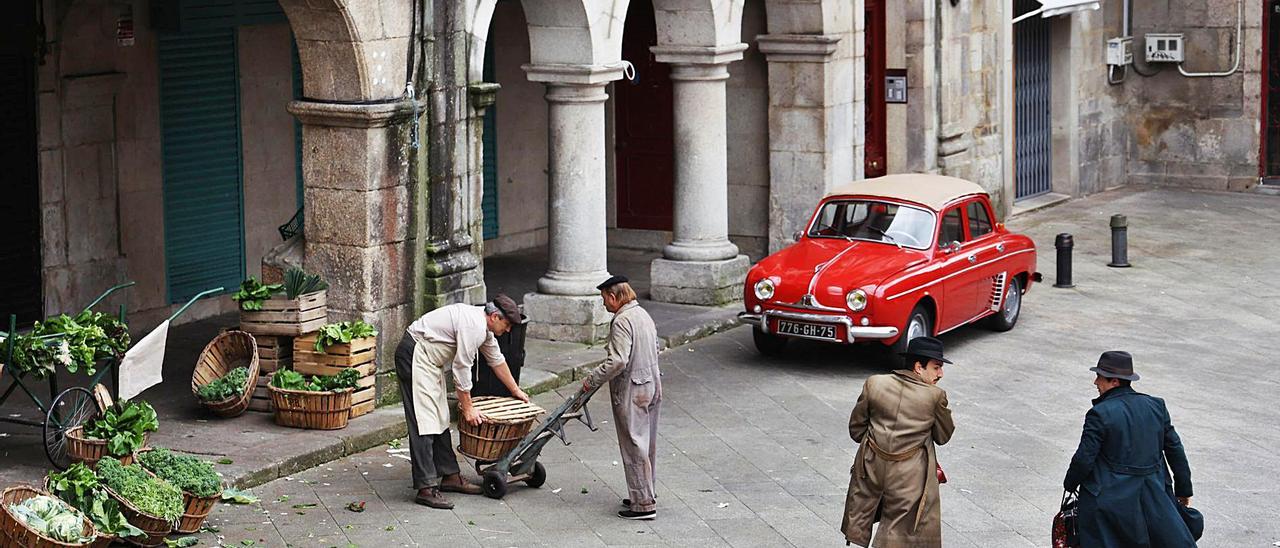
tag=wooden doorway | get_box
[614,0,674,231]
[0,1,43,323]
[864,0,887,177]
[1263,0,1280,180]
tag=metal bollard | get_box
[1107,214,1131,268]
[1054,233,1075,288]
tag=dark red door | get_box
[615,0,674,230]
[1264,0,1280,178]
[864,0,887,177]
[0,2,42,324]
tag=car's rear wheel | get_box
[752,326,788,356]
[986,276,1022,332]
[890,304,932,367]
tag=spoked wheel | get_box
[525,462,547,488]
[44,386,97,470]
[482,469,509,499]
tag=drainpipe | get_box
[1122,0,1130,37]
[1178,0,1242,77]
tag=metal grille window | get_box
[1014,0,1053,200]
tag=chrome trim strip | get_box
[849,326,899,339]
[886,248,1035,301]
[738,313,762,326]
[805,244,860,298]
[938,308,996,335]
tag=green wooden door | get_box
[159,29,245,302]
[481,43,498,241]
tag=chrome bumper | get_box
[737,311,899,343]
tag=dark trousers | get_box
[395,333,461,489]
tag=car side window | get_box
[967,201,993,239]
[940,207,964,245]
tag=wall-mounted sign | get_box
[885,68,907,104]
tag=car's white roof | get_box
[824,173,988,211]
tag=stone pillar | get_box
[648,45,750,305]
[757,34,855,254]
[520,64,624,343]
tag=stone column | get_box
[648,45,750,305]
[757,34,855,254]
[520,64,624,343]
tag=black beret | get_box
[595,275,629,290]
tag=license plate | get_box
[775,320,837,340]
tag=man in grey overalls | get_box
[583,275,661,520]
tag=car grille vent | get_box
[989,272,1008,312]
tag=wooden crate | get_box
[256,335,294,373]
[248,375,273,413]
[294,334,377,419]
[240,290,327,336]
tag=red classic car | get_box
[740,173,1040,361]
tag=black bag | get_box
[1177,502,1204,541]
[1052,491,1080,548]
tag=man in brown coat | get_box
[842,336,955,547]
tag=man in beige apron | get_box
[394,294,529,509]
[583,275,661,520]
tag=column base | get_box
[649,255,750,306]
[523,292,612,343]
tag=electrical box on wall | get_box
[1106,37,1132,66]
[1145,33,1185,63]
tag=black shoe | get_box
[621,498,631,507]
[618,509,656,520]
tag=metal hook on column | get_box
[621,61,638,84]
[405,81,419,150]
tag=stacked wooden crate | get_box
[292,334,377,418]
[246,335,293,412]
[239,290,326,413]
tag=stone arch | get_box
[762,0,849,35]
[651,0,745,48]
[278,0,412,102]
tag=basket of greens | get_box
[135,448,221,533]
[44,463,145,546]
[66,400,157,468]
[0,486,98,547]
[95,459,181,547]
[190,330,259,418]
[268,368,360,430]
[236,268,328,336]
[5,310,130,380]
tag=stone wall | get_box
[726,0,771,261]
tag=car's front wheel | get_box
[890,304,932,367]
[986,276,1022,332]
[752,326,788,356]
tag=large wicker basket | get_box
[457,397,545,462]
[0,485,99,548]
[191,330,260,418]
[65,426,145,469]
[134,449,220,534]
[268,386,353,430]
[102,486,172,547]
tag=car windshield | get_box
[807,200,935,249]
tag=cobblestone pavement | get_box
[186,188,1279,547]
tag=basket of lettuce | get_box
[66,400,157,468]
[268,368,360,430]
[191,330,259,418]
[0,486,98,547]
[44,463,145,546]
[95,458,182,547]
[136,448,221,533]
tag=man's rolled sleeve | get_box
[480,332,506,368]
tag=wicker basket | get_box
[101,486,172,547]
[268,386,353,430]
[134,449,220,534]
[191,330,260,418]
[0,485,99,548]
[65,426,145,469]
[457,397,545,462]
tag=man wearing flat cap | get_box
[394,294,529,509]
[1063,351,1199,547]
[842,336,955,547]
[583,275,661,520]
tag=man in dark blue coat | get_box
[1064,351,1197,548]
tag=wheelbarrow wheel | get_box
[525,462,547,488]
[44,387,97,470]
[482,470,509,499]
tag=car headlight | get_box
[754,279,775,300]
[846,289,868,311]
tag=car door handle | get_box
[967,255,976,263]
[996,243,1005,253]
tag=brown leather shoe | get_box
[438,474,482,495]
[414,488,453,509]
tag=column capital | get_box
[650,43,748,66]
[522,63,625,86]
[468,82,501,112]
[755,34,841,62]
[288,98,422,128]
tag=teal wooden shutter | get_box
[481,44,498,240]
[159,29,245,303]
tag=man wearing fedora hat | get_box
[842,336,955,547]
[1063,351,1199,547]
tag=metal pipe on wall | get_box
[1178,0,1242,78]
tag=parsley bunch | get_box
[96,458,184,523]
[137,448,222,498]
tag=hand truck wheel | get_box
[525,462,547,488]
[482,469,509,499]
[44,387,97,470]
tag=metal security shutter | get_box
[1014,0,1052,200]
[160,29,245,302]
[481,43,499,240]
[0,2,42,323]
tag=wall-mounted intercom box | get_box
[1145,33,1184,63]
[1106,37,1132,66]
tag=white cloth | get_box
[409,335,455,436]
[118,320,169,400]
[405,303,505,392]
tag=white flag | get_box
[118,320,170,401]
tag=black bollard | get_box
[1054,233,1075,288]
[1107,214,1131,268]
